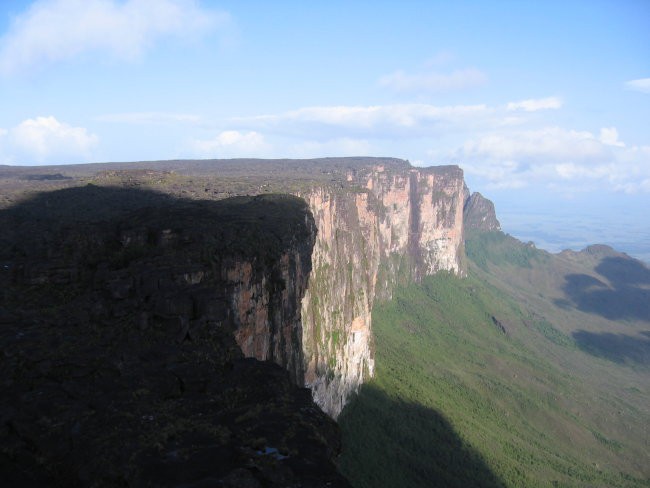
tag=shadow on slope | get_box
[338,385,505,488]
[572,330,650,365]
[560,257,650,321]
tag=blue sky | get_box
[1,0,649,259]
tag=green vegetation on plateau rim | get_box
[338,233,649,488]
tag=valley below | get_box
[338,233,649,487]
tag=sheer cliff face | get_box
[0,159,468,421]
[301,164,466,416]
[230,243,313,384]
[0,190,316,387]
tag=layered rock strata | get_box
[300,163,466,416]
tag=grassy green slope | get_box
[338,233,649,488]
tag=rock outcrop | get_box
[0,187,349,487]
[300,163,467,416]
[463,191,501,232]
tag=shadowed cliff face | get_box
[0,186,316,383]
[0,186,351,487]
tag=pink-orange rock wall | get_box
[300,164,466,417]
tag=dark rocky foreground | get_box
[0,185,350,487]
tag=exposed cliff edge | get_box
[0,158,471,419]
[300,162,466,416]
[0,187,350,486]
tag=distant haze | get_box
[486,189,650,264]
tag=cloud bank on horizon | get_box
[0,0,648,197]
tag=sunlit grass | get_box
[339,269,649,487]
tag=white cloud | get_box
[379,68,487,93]
[190,130,376,160]
[615,178,650,194]
[613,145,650,193]
[0,128,7,137]
[506,97,562,112]
[283,104,488,127]
[624,78,650,94]
[443,126,650,193]
[599,127,625,147]
[8,116,98,163]
[552,161,613,180]
[287,138,372,159]
[459,127,608,164]
[233,103,491,139]
[191,130,269,158]
[0,0,228,74]
[96,112,201,125]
